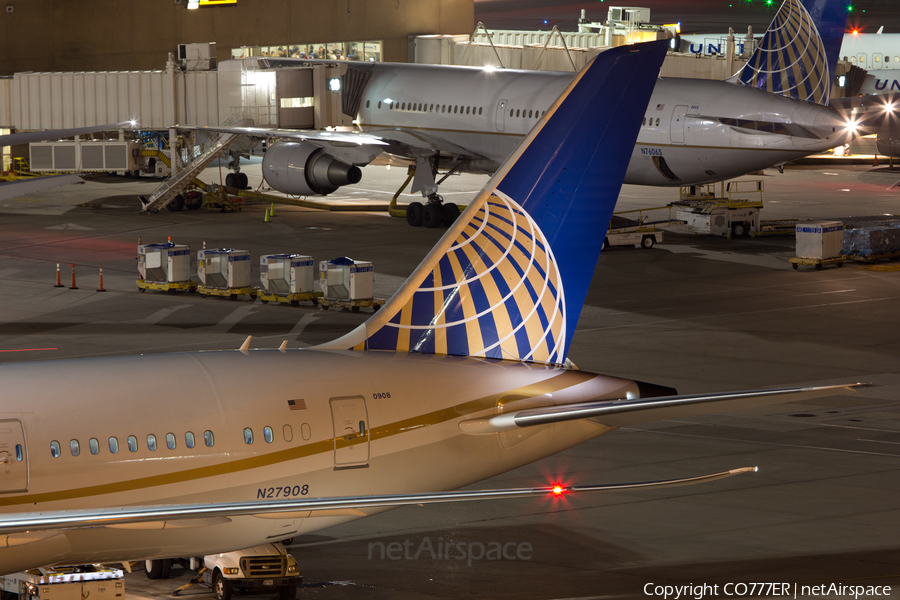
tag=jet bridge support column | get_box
[166,53,178,177]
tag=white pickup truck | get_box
[202,543,300,600]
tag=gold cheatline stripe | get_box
[0,370,594,507]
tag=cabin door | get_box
[0,420,28,492]
[329,396,370,468]
[495,99,508,131]
[670,105,688,144]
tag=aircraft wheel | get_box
[641,235,655,249]
[792,263,799,270]
[406,202,423,226]
[422,203,442,228]
[732,222,748,238]
[441,202,460,226]
[213,570,232,600]
[279,580,297,600]
[237,173,249,188]
[145,559,162,579]
[225,173,237,187]
[166,194,185,212]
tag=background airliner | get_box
[0,41,863,576]
[183,0,854,227]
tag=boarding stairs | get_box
[139,120,250,214]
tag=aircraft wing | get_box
[181,124,480,164]
[0,121,136,147]
[459,383,868,433]
[0,174,85,202]
[181,124,388,166]
[0,467,756,536]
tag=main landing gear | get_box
[406,194,460,228]
[401,157,462,228]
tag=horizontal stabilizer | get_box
[459,382,868,433]
[0,467,756,535]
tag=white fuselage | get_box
[354,63,851,186]
[0,349,635,573]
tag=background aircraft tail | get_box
[736,0,847,105]
[319,41,668,365]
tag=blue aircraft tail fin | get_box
[737,0,847,105]
[320,41,668,365]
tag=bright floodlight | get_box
[328,78,341,92]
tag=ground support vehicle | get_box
[136,279,198,293]
[789,256,846,270]
[604,207,679,249]
[257,290,323,306]
[0,566,124,600]
[843,250,900,263]
[202,544,300,600]
[197,285,258,300]
[673,180,765,239]
[318,297,385,312]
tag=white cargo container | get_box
[138,243,191,283]
[260,254,315,294]
[795,221,844,259]
[319,258,374,300]
[198,249,251,288]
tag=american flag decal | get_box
[287,399,307,410]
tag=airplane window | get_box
[366,100,370,108]
[401,102,406,110]
[283,424,293,442]
[454,106,458,114]
[876,56,881,63]
[301,423,311,441]
[128,436,138,452]
[89,438,99,455]
[378,101,382,109]
[264,426,274,443]
[850,57,855,63]
[204,430,215,447]
[655,118,660,126]
[244,428,254,444]
[50,441,60,458]
[642,118,646,125]
[516,109,520,117]
[442,105,446,113]
[528,110,533,118]
[479,107,483,115]
[509,109,513,117]
[70,440,80,457]
[166,433,176,450]
[430,104,434,111]
[15,445,22,462]
[147,434,157,452]
[466,106,470,115]
[185,431,195,449]
[109,437,119,454]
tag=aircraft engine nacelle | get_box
[876,131,900,158]
[262,142,362,196]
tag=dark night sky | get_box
[474,1,900,35]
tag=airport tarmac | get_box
[1,161,900,599]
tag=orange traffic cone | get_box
[97,265,106,292]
